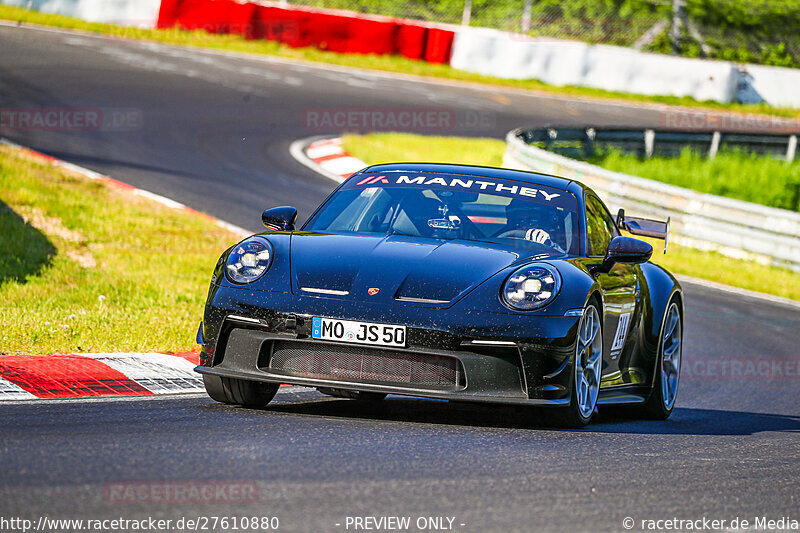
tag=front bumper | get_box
[196,285,582,405]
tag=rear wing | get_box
[616,209,670,253]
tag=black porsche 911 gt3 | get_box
[195,163,682,427]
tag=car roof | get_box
[360,163,576,191]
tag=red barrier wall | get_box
[157,0,454,64]
[158,0,258,39]
[396,24,428,60]
[423,27,455,64]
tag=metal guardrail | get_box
[521,127,799,161]
[503,127,800,272]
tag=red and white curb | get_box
[289,137,367,183]
[0,135,356,402]
[0,353,203,400]
[0,138,259,401]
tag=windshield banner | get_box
[343,173,574,210]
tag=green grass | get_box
[576,147,800,212]
[343,133,507,168]
[342,132,800,301]
[0,145,242,355]
[2,4,799,120]
[627,235,800,301]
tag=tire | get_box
[317,387,388,402]
[203,374,279,407]
[542,301,603,428]
[623,299,682,420]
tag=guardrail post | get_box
[709,131,721,159]
[461,0,472,26]
[521,0,533,33]
[670,0,684,55]
[644,129,655,159]
[584,128,596,159]
[787,135,797,162]
[545,128,557,151]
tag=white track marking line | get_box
[312,138,342,147]
[307,143,345,159]
[214,219,250,238]
[319,155,366,176]
[53,160,109,180]
[292,137,367,183]
[290,137,349,183]
[0,377,36,400]
[133,189,187,209]
[675,275,800,310]
[2,137,252,239]
[84,353,205,394]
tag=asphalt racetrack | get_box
[1,23,799,532]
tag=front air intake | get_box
[267,341,464,390]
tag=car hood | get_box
[290,232,543,307]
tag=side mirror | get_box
[593,236,652,274]
[262,206,298,231]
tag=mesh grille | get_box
[268,341,461,390]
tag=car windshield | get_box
[304,172,581,255]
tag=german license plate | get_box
[311,317,407,348]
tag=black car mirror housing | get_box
[262,206,298,231]
[593,236,653,274]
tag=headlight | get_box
[225,237,273,284]
[501,264,561,310]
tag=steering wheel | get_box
[494,228,566,253]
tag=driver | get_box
[502,200,565,252]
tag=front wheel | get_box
[543,301,603,428]
[203,374,279,407]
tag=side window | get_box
[585,195,619,256]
